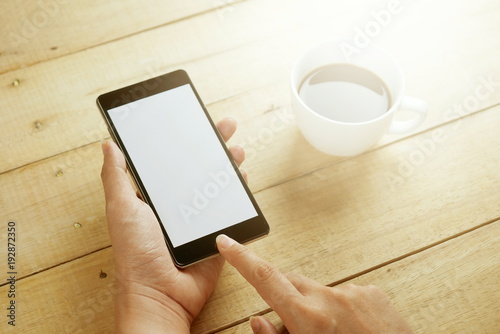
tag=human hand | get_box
[101,117,245,333]
[216,235,413,334]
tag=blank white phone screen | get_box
[108,84,258,247]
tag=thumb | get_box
[250,316,280,334]
[101,140,137,204]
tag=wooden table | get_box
[1,0,499,333]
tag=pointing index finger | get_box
[216,235,302,312]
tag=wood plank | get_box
[0,0,235,74]
[1,0,499,186]
[220,221,500,334]
[1,101,499,333]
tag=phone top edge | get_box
[100,70,189,98]
[97,69,192,111]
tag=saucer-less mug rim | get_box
[290,39,405,126]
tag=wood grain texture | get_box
[1,104,498,333]
[1,0,499,333]
[0,247,116,334]
[1,0,499,182]
[0,0,235,74]
[219,220,500,334]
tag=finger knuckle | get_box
[298,305,336,332]
[329,286,354,307]
[333,291,350,306]
[364,284,388,298]
[315,314,336,331]
[253,261,278,283]
[343,283,359,291]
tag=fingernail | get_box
[216,234,235,249]
[225,116,237,124]
[250,316,261,333]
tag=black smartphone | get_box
[97,70,269,267]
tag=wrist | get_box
[115,283,191,334]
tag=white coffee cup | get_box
[291,40,428,156]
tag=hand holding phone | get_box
[101,118,247,333]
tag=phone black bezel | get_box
[96,69,269,267]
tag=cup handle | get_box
[388,96,428,134]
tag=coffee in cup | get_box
[299,63,392,123]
